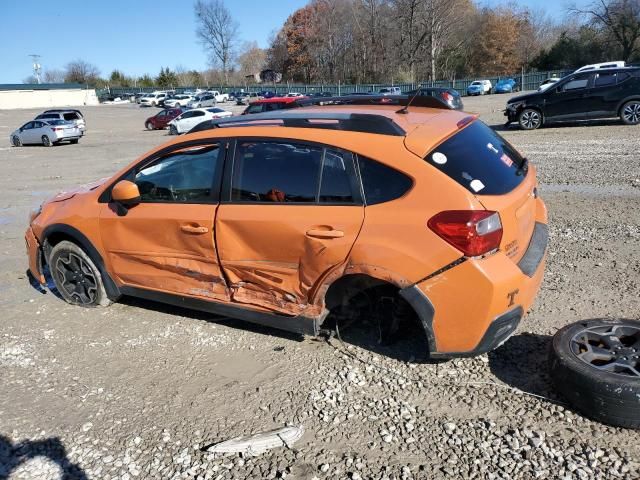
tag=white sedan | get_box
[168,107,233,135]
[10,119,81,147]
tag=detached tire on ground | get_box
[549,319,640,429]
[48,240,111,307]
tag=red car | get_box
[145,108,182,130]
[242,97,302,115]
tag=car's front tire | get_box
[146,121,154,130]
[518,108,542,130]
[620,100,640,125]
[11,135,21,147]
[169,124,178,135]
[48,240,111,307]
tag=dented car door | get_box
[99,143,229,301]
[216,139,364,315]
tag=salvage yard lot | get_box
[1,96,639,479]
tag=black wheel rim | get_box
[55,252,98,304]
[623,103,640,123]
[521,110,541,129]
[570,324,640,377]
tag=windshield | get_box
[470,82,481,86]
[425,120,527,195]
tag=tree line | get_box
[24,0,640,87]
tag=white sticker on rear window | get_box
[486,143,499,154]
[432,152,447,164]
[470,179,485,192]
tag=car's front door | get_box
[215,139,365,316]
[179,111,205,133]
[544,73,593,120]
[99,142,229,301]
[20,122,36,143]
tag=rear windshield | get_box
[425,121,526,195]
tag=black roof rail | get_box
[188,110,406,136]
[293,94,452,110]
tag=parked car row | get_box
[9,109,85,147]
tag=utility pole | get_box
[29,54,42,84]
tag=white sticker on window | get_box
[432,152,447,164]
[470,179,485,192]
[486,143,499,154]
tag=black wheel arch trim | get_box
[617,96,640,114]
[399,283,524,358]
[41,223,121,300]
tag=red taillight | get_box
[441,92,453,102]
[428,210,503,257]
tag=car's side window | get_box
[180,111,194,119]
[358,155,413,205]
[33,121,44,128]
[319,149,355,203]
[562,75,590,91]
[231,141,322,203]
[157,111,167,117]
[617,72,631,83]
[22,122,34,130]
[594,72,617,87]
[192,111,205,117]
[133,144,221,203]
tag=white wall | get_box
[0,89,99,110]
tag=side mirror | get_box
[112,180,140,206]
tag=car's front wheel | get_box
[518,108,542,130]
[550,319,640,429]
[146,121,154,130]
[11,135,21,147]
[620,100,640,125]
[169,124,178,135]
[48,240,111,307]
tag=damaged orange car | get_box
[25,96,548,358]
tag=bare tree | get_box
[238,41,267,77]
[43,69,66,83]
[195,0,239,84]
[571,0,640,61]
[64,60,100,84]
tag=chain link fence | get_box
[98,69,572,100]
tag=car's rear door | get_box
[215,139,364,316]
[588,71,622,117]
[99,142,229,301]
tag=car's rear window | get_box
[425,121,526,195]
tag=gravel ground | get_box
[0,96,639,480]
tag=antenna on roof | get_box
[396,86,421,114]
[29,54,42,84]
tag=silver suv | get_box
[35,110,86,135]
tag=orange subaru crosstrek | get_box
[25,96,548,358]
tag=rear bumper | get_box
[401,221,548,358]
[25,226,45,284]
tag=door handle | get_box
[306,229,344,239]
[181,224,209,234]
